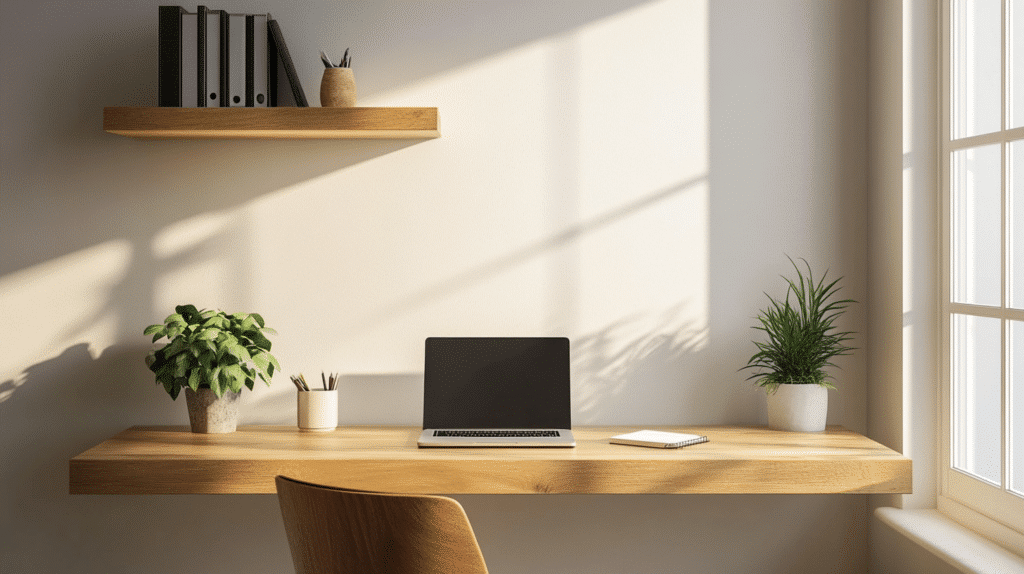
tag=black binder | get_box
[196,6,227,106]
[197,5,207,106]
[267,17,278,106]
[157,5,186,106]
[227,13,246,106]
[218,9,229,107]
[245,14,255,106]
[268,16,307,106]
[245,14,269,107]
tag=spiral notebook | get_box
[609,430,709,449]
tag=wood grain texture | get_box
[103,107,440,139]
[276,476,489,574]
[70,426,911,495]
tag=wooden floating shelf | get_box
[103,106,439,139]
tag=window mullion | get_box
[1002,0,1009,496]
[948,126,1024,150]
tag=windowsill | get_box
[875,507,1024,574]
[936,496,1024,558]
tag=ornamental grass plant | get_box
[743,258,856,393]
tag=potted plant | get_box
[144,304,280,433]
[743,258,855,432]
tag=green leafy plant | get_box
[144,304,280,400]
[743,258,855,393]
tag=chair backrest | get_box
[275,475,489,574]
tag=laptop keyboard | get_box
[434,430,560,438]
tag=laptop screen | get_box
[423,337,571,429]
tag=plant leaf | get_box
[175,304,201,323]
[222,364,245,393]
[163,313,184,325]
[187,369,201,391]
[248,331,272,351]
[228,343,251,363]
[173,352,191,378]
[238,314,258,333]
[197,327,221,341]
[207,364,220,382]
[208,367,223,397]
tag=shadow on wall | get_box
[0,341,292,574]
[0,343,172,484]
[705,0,868,431]
[572,302,715,424]
[268,0,660,105]
[247,372,424,425]
[458,492,866,573]
[253,301,722,427]
[5,0,657,280]
[3,0,670,427]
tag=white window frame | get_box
[940,0,1024,538]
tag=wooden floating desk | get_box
[70,425,910,495]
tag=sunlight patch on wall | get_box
[237,0,710,407]
[0,240,131,384]
[246,40,561,375]
[150,210,252,312]
[570,0,709,354]
[575,0,708,206]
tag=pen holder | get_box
[297,389,338,431]
[320,68,357,107]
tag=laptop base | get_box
[418,429,576,448]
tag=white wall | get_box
[866,0,944,571]
[0,1,870,572]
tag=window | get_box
[942,0,1024,534]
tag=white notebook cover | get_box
[609,430,709,449]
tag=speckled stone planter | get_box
[184,387,240,433]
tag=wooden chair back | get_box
[275,475,489,574]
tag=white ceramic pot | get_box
[766,384,828,432]
[184,387,241,433]
[298,390,338,431]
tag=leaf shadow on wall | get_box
[0,343,164,494]
[571,303,715,425]
[245,303,720,428]
[0,343,294,573]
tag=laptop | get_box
[417,337,576,447]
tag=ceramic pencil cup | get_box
[320,68,357,107]
[297,389,338,431]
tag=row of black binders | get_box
[157,5,307,108]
